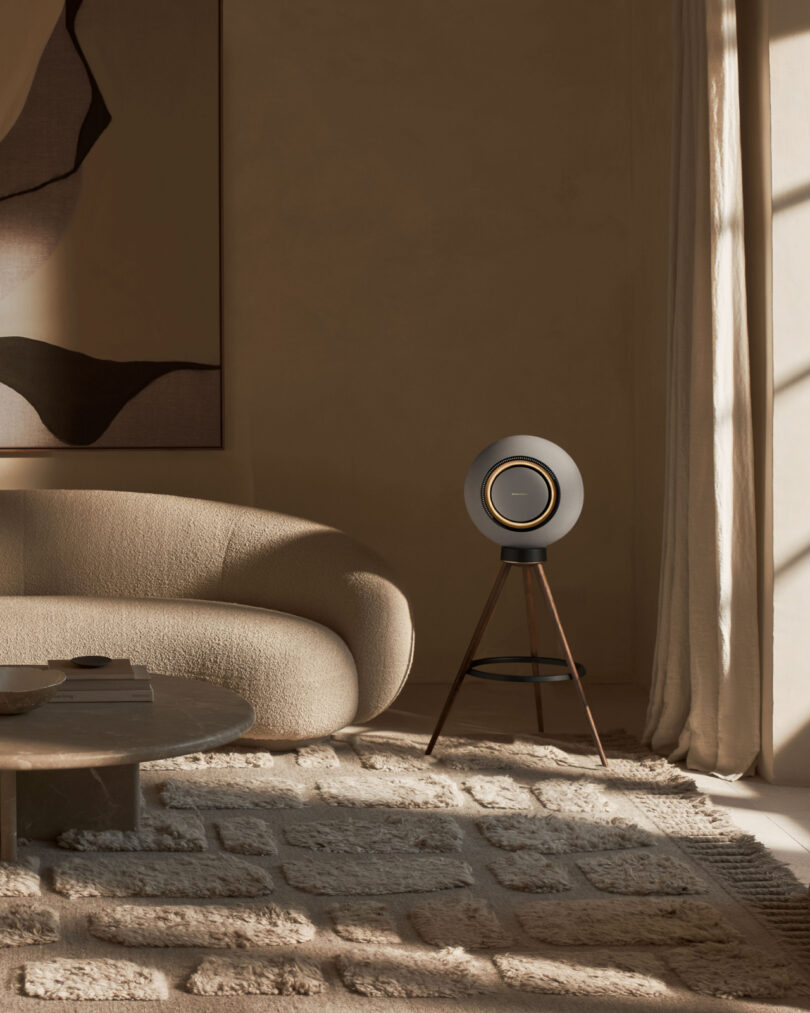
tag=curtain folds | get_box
[643,0,761,780]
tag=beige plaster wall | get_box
[0,0,670,689]
[764,0,810,783]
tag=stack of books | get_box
[47,658,154,703]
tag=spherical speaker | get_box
[464,435,583,548]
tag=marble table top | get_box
[0,675,255,770]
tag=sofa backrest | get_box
[0,489,414,723]
[0,490,235,599]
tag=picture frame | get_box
[0,0,222,449]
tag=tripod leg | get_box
[522,566,544,734]
[425,562,511,755]
[533,564,608,767]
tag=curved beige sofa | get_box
[0,490,414,745]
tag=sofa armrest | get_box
[220,508,414,723]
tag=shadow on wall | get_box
[769,0,810,38]
[0,449,254,506]
[770,718,810,788]
[773,539,810,578]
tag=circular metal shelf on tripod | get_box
[466,655,586,684]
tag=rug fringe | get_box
[603,738,810,963]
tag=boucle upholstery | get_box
[0,490,414,742]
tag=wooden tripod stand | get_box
[424,547,608,766]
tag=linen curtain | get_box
[643,0,761,780]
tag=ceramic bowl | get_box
[0,667,66,715]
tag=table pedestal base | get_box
[0,765,140,863]
[0,772,16,863]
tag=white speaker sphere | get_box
[464,435,583,548]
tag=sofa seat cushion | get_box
[0,596,359,741]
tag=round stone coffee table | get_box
[0,675,254,862]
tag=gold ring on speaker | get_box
[483,459,558,530]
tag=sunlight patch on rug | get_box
[532,777,614,814]
[0,857,40,896]
[464,775,533,809]
[577,851,708,895]
[0,904,58,946]
[328,901,400,943]
[160,776,304,809]
[57,813,207,853]
[282,854,474,895]
[488,851,573,893]
[349,732,432,771]
[283,813,463,853]
[494,949,670,997]
[337,946,493,998]
[187,955,326,996]
[141,749,274,770]
[317,773,463,809]
[477,812,654,853]
[437,737,570,772]
[215,816,278,855]
[517,897,742,945]
[664,941,809,999]
[23,959,168,1001]
[296,744,340,769]
[52,854,274,899]
[89,902,314,948]
[409,895,513,948]
[608,755,698,795]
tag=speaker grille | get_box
[482,457,559,530]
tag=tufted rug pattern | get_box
[0,731,808,1012]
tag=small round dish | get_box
[0,667,66,715]
[71,656,112,668]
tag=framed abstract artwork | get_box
[0,0,221,449]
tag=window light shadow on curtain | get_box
[643,0,760,781]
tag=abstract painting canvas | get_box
[0,0,221,449]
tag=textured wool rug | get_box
[0,730,808,1012]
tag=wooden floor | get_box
[364,678,810,889]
